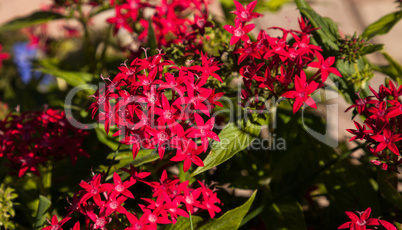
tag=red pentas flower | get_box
[345,80,402,171]
[231,0,262,22]
[223,19,255,45]
[0,44,9,68]
[308,51,342,82]
[88,50,224,173]
[224,0,341,114]
[281,71,319,113]
[338,207,396,230]
[106,0,213,48]
[44,166,222,230]
[0,108,88,177]
[42,215,71,230]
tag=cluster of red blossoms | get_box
[88,51,223,172]
[107,0,212,48]
[224,0,341,113]
[42,166,221,230]
[346,80,402,171]
[0,44,9,68]
[0,108,88,177]
[338,207,396,230]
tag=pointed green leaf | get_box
[39,59,93,89]
[298,8,340,50]
[107,149,159,167]
[360,44,384,56]
[265,200,307,230]
[0,11,65,33]
[373,52,402,83]
[95,128,120,150]
[295,0,311,10]
[377,170,402,210]
[146,18,157,50]
[363,11,402,40]
[395,222,402,230]
[165,216,204,230]
[198,190,257,230]
[34,195,51,230]
[191,122,260,176]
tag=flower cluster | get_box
[0,44,9,68]
[0,108,88,177]
[107,0,212,48]
[338,207,396,230]
[43,166,221,230]
[88,51,223,172]
[224,0,341,113]
[346,80,402,171]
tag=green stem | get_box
[78,4,96,72]
[104,143,122,181]
[97,25,113,73]
[189,211,194,230]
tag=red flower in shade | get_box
[308,52,342,82]
[345,92,376,114]
[371,127,402,155]
[42,215,71,230]
[231,0,262,22]
[86,212,111,230]
[338,207,396,230]
[281,71,319,113]
[0,44,10,68]
[346,121,368,141]
[71,221,80,230]
[223,19,255,45]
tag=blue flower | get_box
[12,42,37,84]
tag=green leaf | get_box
[39,59,94,89]
[373,52,402,83]
[377,170,402,210]
[298,8,340,50]
[95,128,120,150]
[191,122,260,176]
[395,222,402,230]
[363,11,402,40]
[0,11,64,33]
[259,0,292,12]
[360,44,384,56]
[165,216,204,230]
[294,0,311,10]
[33,195,51,230]
[198,190,257,230]
[265,200,307,230]
[146,18,157,50]
[107,149,159,167]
